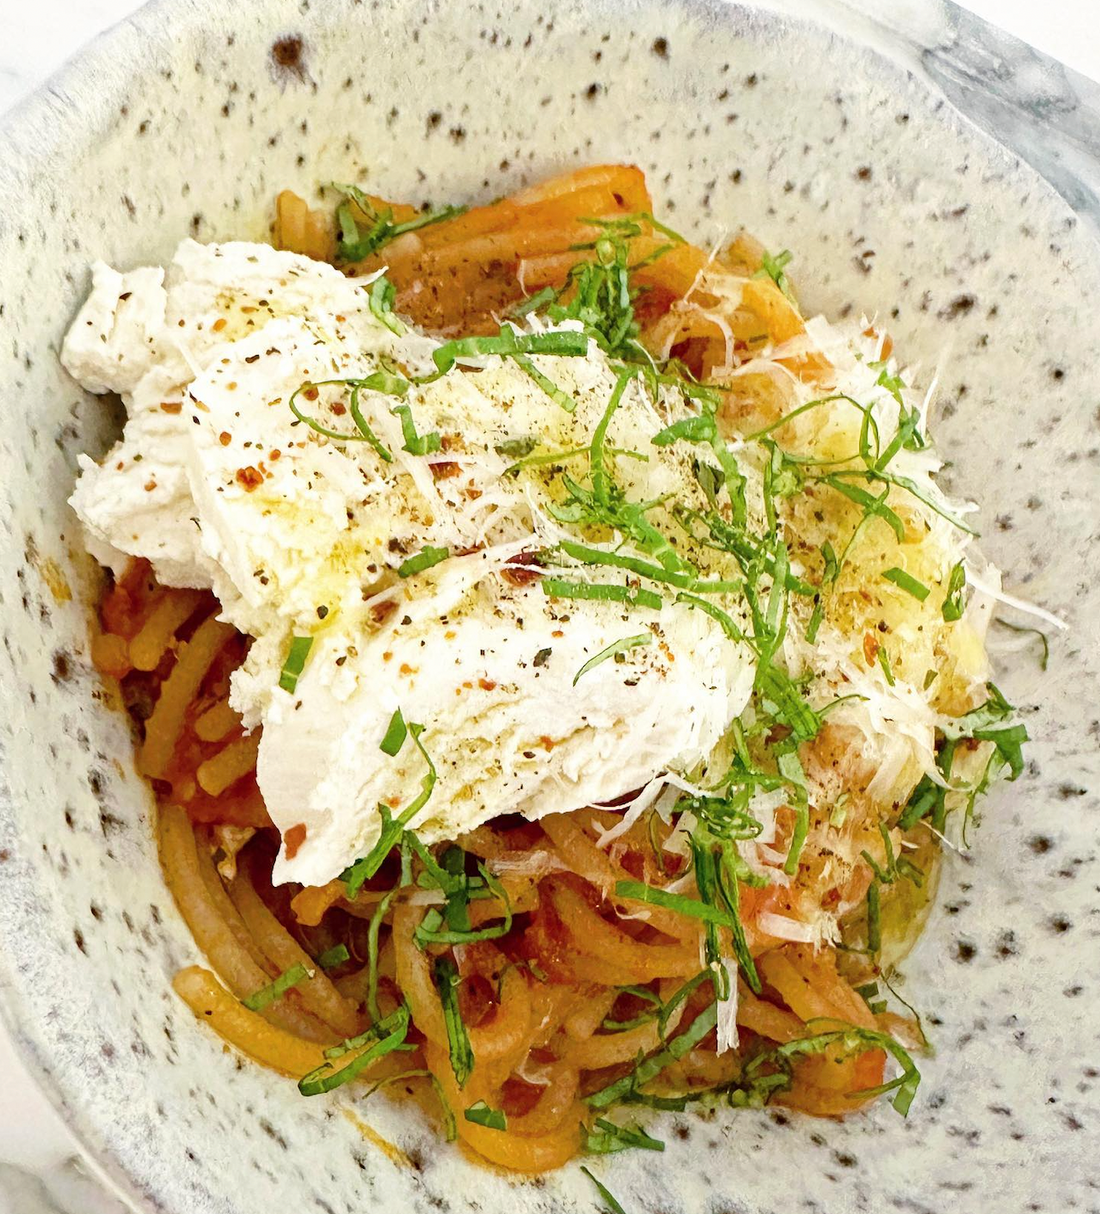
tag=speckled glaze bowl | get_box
[0,1,1097,1211]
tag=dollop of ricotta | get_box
[64,241,756,885]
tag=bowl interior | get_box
[0,1,1098,1211]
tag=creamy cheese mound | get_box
[63,241,756,886]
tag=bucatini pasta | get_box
[67,164,1033,1182]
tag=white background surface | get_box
[0,0,1094,1209]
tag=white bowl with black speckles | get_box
[1,1,1097,1211]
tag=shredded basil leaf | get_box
[819,475,906,543]
[315,944,350,970]
[434,956,475,1087]
[584,1118,665,1154]
[866,880,882,953]
[558,540,740,595]
[587,1001,719,1109]
[506,286,559,318]
[541,578,663,610]
[365,882,400,1024]
[278,636,313,694]
[298,1006,412,1095]
[463,1101,507,1130]
[581,1166,630,1214]
[882,567,930,601]
[242,962,311,1011]
[601,985,663,1032]
[993,618,1050,671]
[414,864,513,946]
[754,248,796,302]
[494,435,541,459]
[379,707,408,756]
[423,328,590,382]
[878,646,896,686]
[615,879,740,929]
[511,352,578,412]
[287,376,400,461]
[742,1024,921,1116]
[941,561,967,621]
[941,684,1029,782]
[342,723,436,896]
[331,183,467,261]
[323,1003,409,1064]
[398,545,450,578]
[391,403,442,456]
[573,633,653,685]
[368,274,406,335]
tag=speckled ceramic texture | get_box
[0,1,1097,1212]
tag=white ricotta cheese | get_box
[65,241,756,885]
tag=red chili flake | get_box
[143,479,157,492]
[218,432,232,446]
[370,601,397,625]
[212,317,227,332]
[227,381,238,391]
[863,632,880,665]
[269,449,281,461]
[383,651,394,662]
[303,386,320,401]
[540,735,555,751]
[430,461,461,480]
[160,401,183,414]
[478,677,496,691]
[331,402,347,415]
[235,466,264,491]
[399,662,417,675]
[284,823,307,860]
[501,551,544,587]
[766,723,792,747]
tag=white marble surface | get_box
[0,1,1095,1211]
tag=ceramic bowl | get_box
[0,1,1097,1211]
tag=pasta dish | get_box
[62,165,1029,1183]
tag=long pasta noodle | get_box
[193,698,241,743]
[546,878,701,981]
[128,589,204,672]
[197,733,261,797]
[228,855,362,1039]
[173,966,331,1079]
[392,902,448,1048]
[141,615,235,778]
[157,804,333,1043]
[461,953,532,1065]
[425,1044,582,1172]
[506,1061,581,1137]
